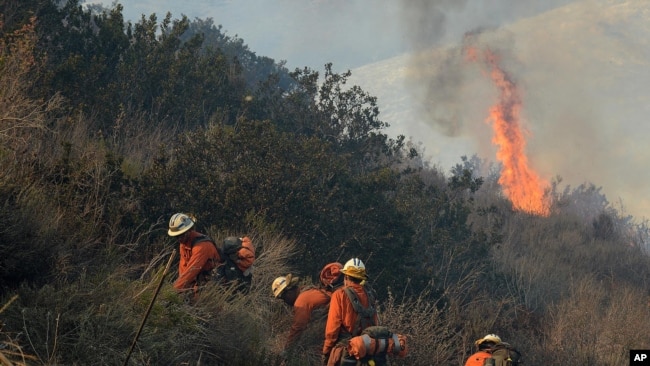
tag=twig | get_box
[0,351,13,366]
[0,295,18,315]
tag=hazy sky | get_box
[90,0,650,221]
[96,0,574,71]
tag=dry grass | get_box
[0,295,38,366]
[523,276,650,365]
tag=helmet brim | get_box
[341,268,368,280]
[273,274,300,298]
[168,224,192,237]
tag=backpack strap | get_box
[188,235,219,283]
[391,333,402,353]
[190,234,214,247]
[343,287,377,336]
[191,234,226,261]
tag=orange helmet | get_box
[320,262,344,289]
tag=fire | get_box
[465,45,550,216]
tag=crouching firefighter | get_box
[273,262,345,358]
[322,258,379,366]
[167,213,219,302]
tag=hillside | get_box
[350,0,650,222]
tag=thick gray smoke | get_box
[391,0,650,221]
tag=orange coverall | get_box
[465,351,492,366]
[286,287,331,348]
[322,282,378,357]
[173,231,219,291]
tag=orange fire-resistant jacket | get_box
[285,287,331,348]
[322,282,378,356]
[173,231,220,291]
[465,351,492,366]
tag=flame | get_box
[465,46,550,216]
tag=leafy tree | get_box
[184,18,294,89]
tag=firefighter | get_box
[273,262,344,353]
[322,258,378,366]
[167,213,219,300]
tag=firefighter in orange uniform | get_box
[167,213,219,299]
[273,262,344,353]
[322,258,378,366]
[465,334,502,366]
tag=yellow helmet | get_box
[475,334,501,348]
[341,258,368,280]
[271,274,300,298]
[168,213,194,237]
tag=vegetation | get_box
[1,1,649,365]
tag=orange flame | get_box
[466,46,550,216]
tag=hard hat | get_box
[341,258,368,280]
[168,213,194,237]
[475,334,501,347]
[272,274,300,298]
[320,262,343,287]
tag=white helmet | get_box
[475,334,501,348]
[341,258,367,280]
[271,274,299,298]
[168,213,194,237]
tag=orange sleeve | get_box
[236,236,255,272]
[173,241,217,291]
[286,289,329,347]
[323,288,345,355]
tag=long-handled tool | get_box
[123,249,176,366]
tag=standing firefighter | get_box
[322,258,378,366]
[167,213,218,300]
[272,262,344,355]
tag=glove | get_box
[321,353,329,366]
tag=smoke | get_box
[393,0,650,220]
[396,0,571,138]
[398,0,467,51]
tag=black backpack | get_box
[485,342,522,366]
